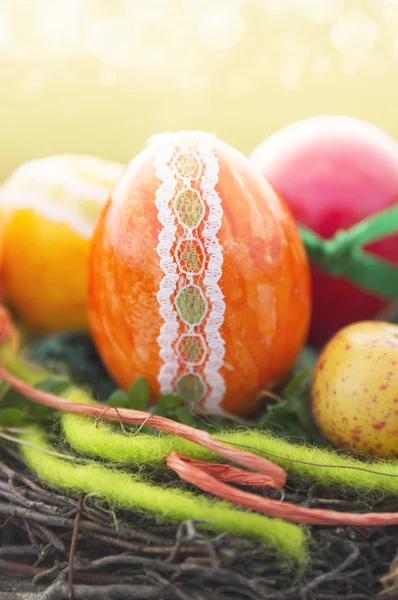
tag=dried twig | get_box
[300,541,360,595]
[41,581,173,600]
[380,553,398,596]
[68,496,83,600]
[85,531,206,556]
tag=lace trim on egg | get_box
[151,131,226,410]
[198,139,226,410]
[152,134,180,393]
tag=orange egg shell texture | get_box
[88,132,311,416]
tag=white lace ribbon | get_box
[197,138,226,410]
[151,131,226,409]
[151,134,180,393]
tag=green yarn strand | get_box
[59,391,398,495]
[14,374,395,496]
[19,426,308,563]
[3,346,397,531]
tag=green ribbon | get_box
[299,204,398,299]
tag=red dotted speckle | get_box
[351,426,362,433]
[380,384,389,391]
[372,396,378,404]
[372,421,386,431]
[345,344,351,350]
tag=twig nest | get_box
[88,131,311,415]
[312,321,398,459]
[0,155,123,332]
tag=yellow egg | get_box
[312,321,398,459]
[0,155,124,332]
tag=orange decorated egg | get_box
[0,155,124,332]
[88,132,311,416]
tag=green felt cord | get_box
[61,410,398,495]
[300,204,398,299]
[3,349,398,498]
[19,426,308,563]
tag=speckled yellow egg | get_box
[0,155,124,332]
[312,321,398,459]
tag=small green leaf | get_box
[1,388,29,410]
[256,359,326,444]
[0,380,11,403]
[283,368,311,397]
[0,383,54,423]
[126,377,150,410]
[157,394,183,412]
[149,404,167,416]
[107,389,128,408]
[175,406,197,426]
[0,408,25,427]
[28,403,54,422]
[293,347,319,374]
[35,375,72,396]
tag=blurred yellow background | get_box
[1,0,398,182]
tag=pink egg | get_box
[251,116,398,347]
